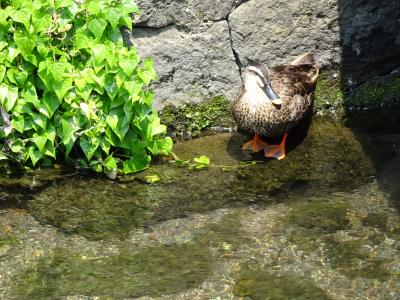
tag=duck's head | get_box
[243,59,282,105]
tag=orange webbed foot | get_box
[264,132,288,160]
[242,134,269,153]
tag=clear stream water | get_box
[0,111,399,299]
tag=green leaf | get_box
[156,137,173,155]
[0,65,5,82]
[172,153,190,167]
[118,48,138,77]
[33,133,47,152]
[120,0,140,14]
[32,113,47,130]
[7,46,20,63]
[87,17,107,40]
[80,138,99,161]
[74,78,93,101]
[99,138,110,154]
[104,74,118,100]
[104,155,117,172]
[150,116,167,137]
[11,116,24,133]
[75,28,91,49]
[61,116,77,155]
[14,30,36,58]
[11,139,24,153]
[106,114,118,131]
[115,71,127,89]
[41,92,61,118]
[91,160,103,173]
[105,6,123,29]
[122,154,150,174]
[143,174,160,184]
[55,0,74,8]
[32,9,52,33]
[53,77,73,101]
[93,44,108,67]
[0,84,18,112]
[9,8,32,30]
[45,125,56,144]
[123,81,142,98]
[84,0,102,14]
[190,155,210,170]
[29,146,43,166]
[0,8,9,26]
[44,140,56,158]
[24,83,40,108]
[138,58,157,86]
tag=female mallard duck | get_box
[232,52,319,160]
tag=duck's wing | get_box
[269,64,319,97]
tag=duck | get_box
[232,52,319,160]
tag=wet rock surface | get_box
[0,117,400,299]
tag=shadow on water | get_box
[338,0,400,209]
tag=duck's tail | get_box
[290,52,316,66]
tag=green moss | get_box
[314,70,344,113]
[345,75,400,110]
[233,264,331,300]
[159,96,235,138]
[314,70,400,115]
[12,243,214,299]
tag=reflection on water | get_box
[0,114,399,299]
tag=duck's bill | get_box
[265,84,283,105]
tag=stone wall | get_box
[129,0,400,109]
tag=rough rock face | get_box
[131,0,400,108]
[132,21,241,109]
[133,0,244,30]
[229,0,341,68]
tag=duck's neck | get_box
[244,78,269,107]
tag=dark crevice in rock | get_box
[226,15,243,80]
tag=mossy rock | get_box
[314,69,344,113]
[345,75,400,110]
[159,96,235,139]
[233,264,331,300]
[315,70,400,115]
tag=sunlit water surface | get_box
[0,113,399,299]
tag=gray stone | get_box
[229,0,341,69]
[134,0,244,30]
[132,21,241,109]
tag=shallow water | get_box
[0,113,400,299]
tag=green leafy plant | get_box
[0,0,172,174]
[171,153,210,170]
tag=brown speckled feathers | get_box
[232,54,318,137]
